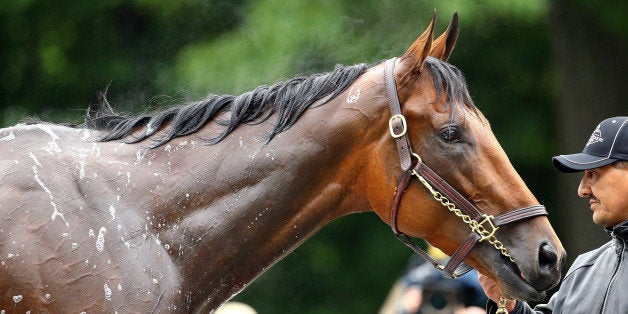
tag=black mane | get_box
[80,57,474,148]
[424,56,476,113]
[83,63,369,148]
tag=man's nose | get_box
[578,175,591,197]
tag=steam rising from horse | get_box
[0,13,564,312]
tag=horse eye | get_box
[439,126,462,143]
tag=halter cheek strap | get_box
[384,58,548,277]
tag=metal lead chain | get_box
[412,171,515,263]
[496,297,509,314]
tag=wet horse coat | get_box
[0,13,565,312]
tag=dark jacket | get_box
[487,219,628,314]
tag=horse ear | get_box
[401,10,436,72]
[430,12,459,61]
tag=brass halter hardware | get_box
[497,297,510,314]
[408,151,513,261]
[413,168,514,262]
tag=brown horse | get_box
[0,13,564,313]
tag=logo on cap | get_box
[586,125,603,146]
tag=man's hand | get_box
[477,273,517,312]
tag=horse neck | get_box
[127,66,392,308]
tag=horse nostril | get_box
[527,243,562,292]
[539,243,559,271]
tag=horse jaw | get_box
[484,256,547,301]
[468,231,563,301]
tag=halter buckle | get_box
[476,214,499,242]
[389,114,407,138]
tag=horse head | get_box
[368,12,565,301]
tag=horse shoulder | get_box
[0,125,188,311]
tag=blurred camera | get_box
[417,279,459,314]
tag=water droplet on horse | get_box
[96,227,107,252]
[104,283,112,301]
[0,131,15,141]
[109,205,116,221]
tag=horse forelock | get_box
[423,57,480,121]
[80,63,369,148]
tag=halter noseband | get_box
[384,58,548,277]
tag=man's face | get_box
[578,163,628,227]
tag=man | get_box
[479,116,628,313]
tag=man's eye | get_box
[439,126,462,143]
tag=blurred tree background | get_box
[1,0,626,312]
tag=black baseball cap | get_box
[553,116,628,173]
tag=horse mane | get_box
[81,64,369,148]
[79,57,474,148]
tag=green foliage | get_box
[570,0,628,38]
[0,0,245,126]
[168,0,548,95]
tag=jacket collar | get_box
[607,219,628,241]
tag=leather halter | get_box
[384,58,548,277]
